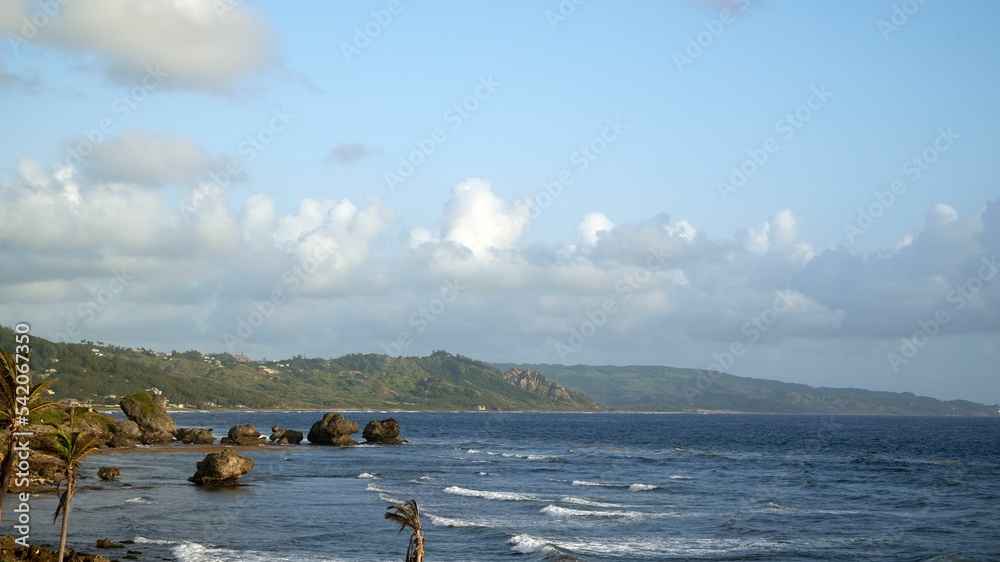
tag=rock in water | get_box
[362,418,404,444]
[307,413,359,446]
[107,420,142,448]
[188,450,254,485]
[119,393,178,445]
[268,425,304,445]
[97,467,121,481]
[177,428,215,444]
[220,424,264,446]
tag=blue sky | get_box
[1,1,998,404]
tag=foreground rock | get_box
[119,393,177,445]
[0,534,111,561]
[188,450,254,485]
[269,425,303,445]
[106,420,142,448]
[220,424,264,446]
[97,467,121,481]
[176,427,215,444]
[307,413,358,446]
[94,539,123,549]
[362,418,405,444]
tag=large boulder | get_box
[220,424,264,446]
[268,425,303,445]
[119,393,177,445]
[107,420,142,448]
[97,467,121,481]
[307,413,358,446]
[362,418,404,445]
[176,428,215,444]
[188,450,254,485]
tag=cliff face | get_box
[501,368,599,410]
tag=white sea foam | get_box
[572,480,613,487]
[428,514,482,528]
[629,483,659,492]
[561,496,621,508]
[125,497,156,505]
[512,535,789,558]
[133,536,176,545]
[443,485,538,501]
[541,505,644,518]
[173,541,348,562]
[508,535,557,555]
[357,472,379,479]
[670,475,695,480]
[364,482,400,504]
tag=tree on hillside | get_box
[0,346,56,522]
[385,499,425,562]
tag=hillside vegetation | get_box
[0,327,596,411]
[500,363,999,416]
[3,326,994,415]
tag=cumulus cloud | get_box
[441,179,531,259]
[328,143,383,165]
[0,0,281,93]
[0,165,997,401]
[575,212,614,247]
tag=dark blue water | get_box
[20,413,1000,561]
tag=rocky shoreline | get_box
[12,392,408,491]
[0,534,148,562]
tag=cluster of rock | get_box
[269,425,303,444]
[175,427,214,444]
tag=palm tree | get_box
[0,347,56,522]
[385,499,425,562]
[39,424,100,562]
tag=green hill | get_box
[0,326,597,411]
[4,326,995,415]
[498,363,999,416]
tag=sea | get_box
[15,412,1000,561]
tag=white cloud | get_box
[441,179,531,259]
[0,163,997,402]
[575,212,615,247]
[0,0,281,93]
[85,131,220,186]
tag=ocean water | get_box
[18,412,1000,561]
